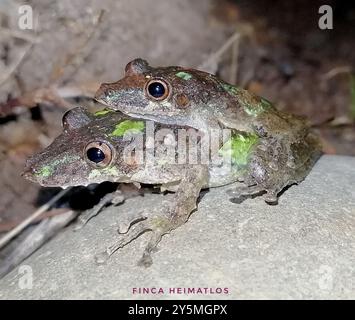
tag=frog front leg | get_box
[95,165,209,267]
[74,189,125,230]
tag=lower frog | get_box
[23,106,321,266]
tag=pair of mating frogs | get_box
[24,58,321,266]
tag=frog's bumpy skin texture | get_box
[228,133,322,204]
[94,58,322,205]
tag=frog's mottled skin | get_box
[95,58,322,201]
[95,58,309,139]
[23,106,321,265]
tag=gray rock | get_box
[0,155,354,299]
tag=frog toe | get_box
[116,210,147,234]
[96,219,152,264]
[263,190,279,204]
[95,210,173,265]
[137,231,163,268]
[227,184,264,200]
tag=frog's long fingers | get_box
[227,184,264,198]
[95,220,152,265]
[75,191,123,230]
[136,165,208,267]
[117,211,148,234]
[96,165,208,266]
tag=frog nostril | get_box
[95,85,110,102]
[21,167,36,180]
[106,89,115,97]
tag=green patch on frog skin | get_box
[88,166,120,180]
[94,108,113,116]
[150,216,171,229]
[176,71,193,80]
[88,169,101,179]
[36,166,53,178]
[35,156,80,178]
[221,81,273,117]
[219,132,259,167]
[109,120,145,137]
[243,97,273,117]
[220,82,242,95]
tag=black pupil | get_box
[87,147,105,163]
[148,82,165,98]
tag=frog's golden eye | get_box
[85,141,113,168]
[145,79,170,101]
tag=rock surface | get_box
[0,155,354,299]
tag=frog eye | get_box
[145,79,170,101]
[85,141,112,168]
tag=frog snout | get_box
[94,84,108,103]
[21,166,37,182]
[22,160,41,182]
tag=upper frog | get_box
[95,58,309,139]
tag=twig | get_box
[0,187,71,250]
[322,66,352,81]
[0,11,39,88]
[0,208,70,232]
[0,28,39,43]
[0,81,100,116]
[50,10,105,83]
[0,42,33,88]
[198,31,240,74]
[0,210,77,279]
[229,34,240,84]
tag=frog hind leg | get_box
[95,165,208,267]
[227,155,290,205]
[228,133,321,204]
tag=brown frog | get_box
[23,106,320,265]
[94,58,322,202]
